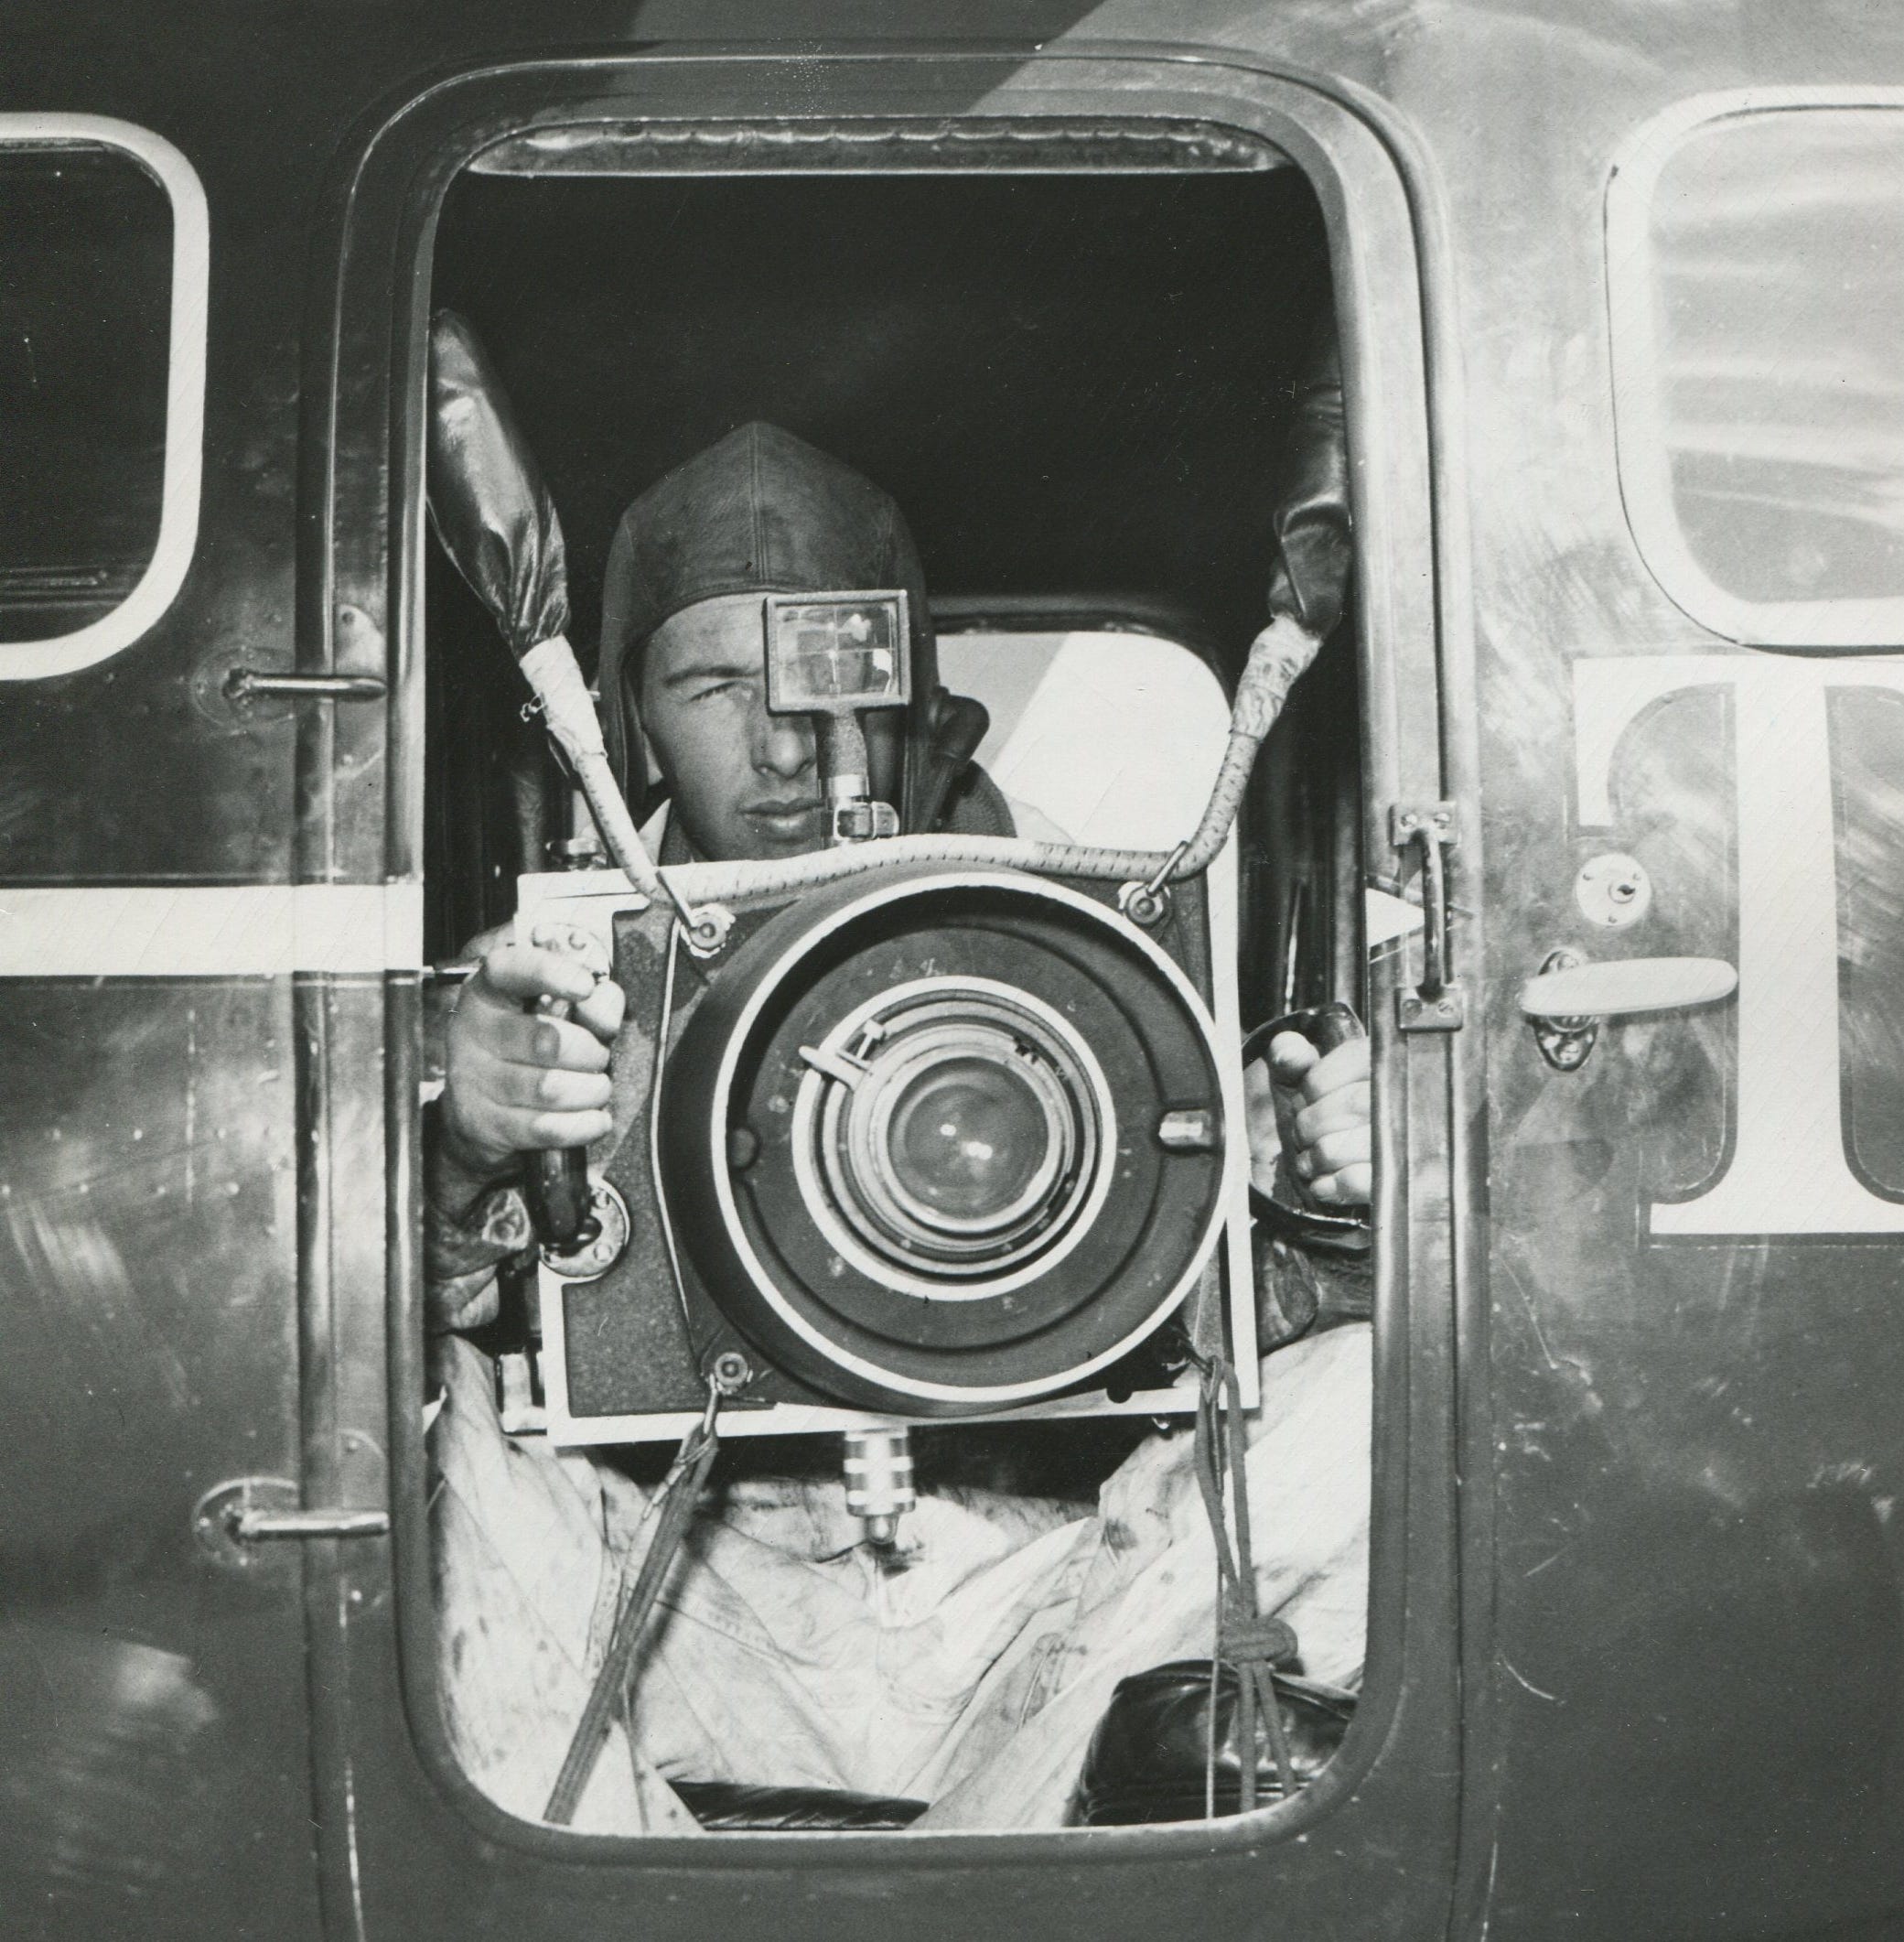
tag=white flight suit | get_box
[428,1321,1370,1834]
[427,802,1370,1834]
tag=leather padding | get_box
[671,1779,928,1832]
[1070,1658,1355,1826]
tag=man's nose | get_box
[751,700,815,781]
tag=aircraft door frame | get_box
[296,48,1478,1941]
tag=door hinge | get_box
[1390,802,1465,1033]
[193,1477,389,1568]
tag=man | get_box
[426,423,1372,1833]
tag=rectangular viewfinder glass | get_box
[764,591,909,711]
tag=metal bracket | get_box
[192,1477,388,1568]
[540,1177,632,1283]
[1391,802,1465,1033]
[496,1353,547,1437]
[1118,841,1187,931]
[831,799,900,844]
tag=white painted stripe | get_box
[0,885,423,976]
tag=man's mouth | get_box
[743,799,824,841]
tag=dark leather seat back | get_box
[1070,1658,1354,1827]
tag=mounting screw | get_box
[709,1350,754,1395]
[682,904,736,958]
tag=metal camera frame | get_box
[519,858,1258,1444]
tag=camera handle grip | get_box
[526,1130,598,1253]
[1242,998,1366,1068]
[1243,1000,1371,1249]
[522,923,608,1253]
[1296,999,1363,1056]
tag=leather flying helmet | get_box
[597,422,987,836]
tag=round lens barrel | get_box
[659,869,1230,1416]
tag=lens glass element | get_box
[797,979,1112,1287]
[887,1057,1052,1223]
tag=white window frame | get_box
[1606,86,1904,650]
[0,113,208,681]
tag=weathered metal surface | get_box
[2,3,1901,1939]
[0,983,320,1941]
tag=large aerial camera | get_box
[425,310,1332,1543]
[519,592,1256,1455]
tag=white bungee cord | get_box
[522,612,1325,938]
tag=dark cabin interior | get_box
[424,145,1360,1043]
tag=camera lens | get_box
[887,1055,1052,1224]
[800,979,1108,1285]
[662,870,1231,1413]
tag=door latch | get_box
[223,670,388,704]
[1390,803,1464,1032]
[193,1477,389,1569]
[1521,949,1737,1072]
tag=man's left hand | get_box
[1267,1030,1372,1208]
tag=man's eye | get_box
[689,678,749,704]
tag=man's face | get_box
[639,592,905,863]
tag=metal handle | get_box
[522,921,609,1253]
[1391,803,1465,1032]
[231,1505,390,1542]
[1520,955,1737,1020]
[224,668,388,703]
[193,1478,388,1568]
[1417,834,1450,1000]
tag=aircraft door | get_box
[299,49,1469,1942]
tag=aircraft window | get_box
[1608,97,1904,648]
[421,155,1370,1839]
[938,631,1230,851]
[0,123,208,679]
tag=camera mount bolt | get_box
[843,1428,917,1548]
[1118,841,1189,931]
[707,1350,755,1396]
[682,904,736,959]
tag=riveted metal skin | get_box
[3,7,1899,1942]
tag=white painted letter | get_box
[1575,654,1904,1235]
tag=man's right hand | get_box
[437,926,626,1189]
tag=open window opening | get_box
[418,128,1371,1840]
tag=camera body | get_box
[519,857,1256,1446]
